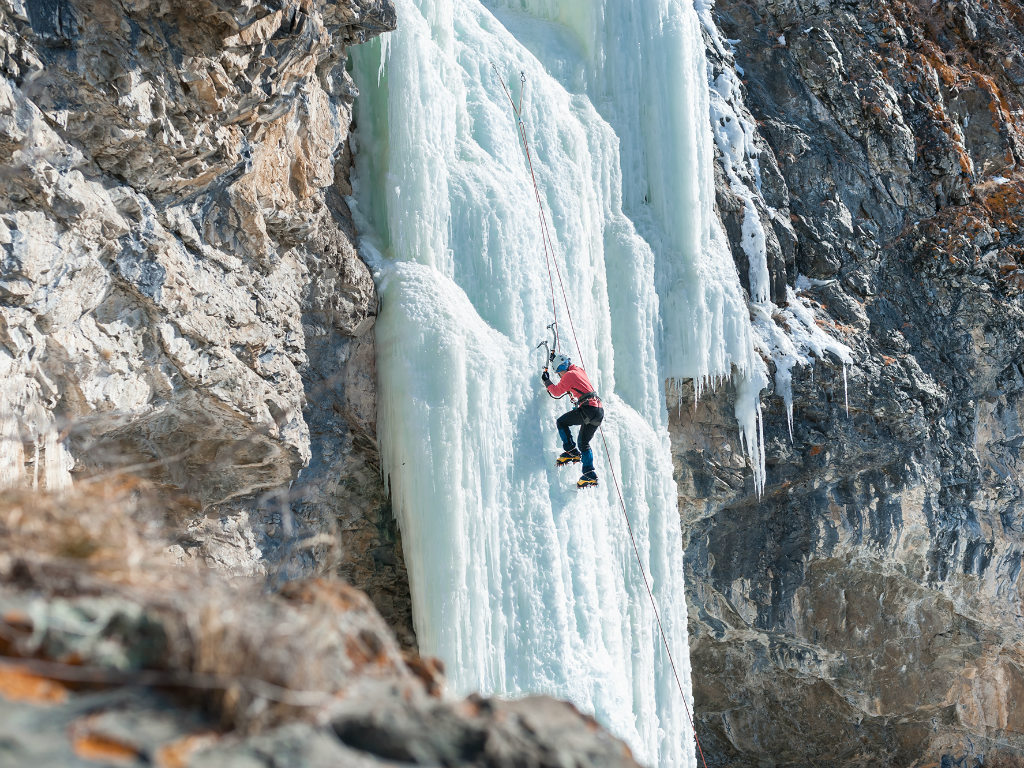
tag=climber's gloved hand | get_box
[541,369,551,385]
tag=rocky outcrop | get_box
[0,486,638,767]
[0,0,413,641]
[683,0,1024,765]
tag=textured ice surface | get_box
[346,0,778,765]
[501,0,772,491]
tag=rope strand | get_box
[494,65,561,354]
[494,65,710,768]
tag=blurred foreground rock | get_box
[0,486,640,767]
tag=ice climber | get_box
[542,354,604,488]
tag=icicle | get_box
[377,30,391,83]
[734,365,768,496]
[700,9,858,468]
[842,363,849,417]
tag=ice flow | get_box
[346,0,766,765]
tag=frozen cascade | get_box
[345,0,784,765]
[698,5,853,438]
[488,0,771,492]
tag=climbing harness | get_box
[493,64,711,768]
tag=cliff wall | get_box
[679,1,1024,764]
[0,0,412,643]
[5,0,1024,765]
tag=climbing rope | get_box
[493,65,711,768]
[493,66,565,355]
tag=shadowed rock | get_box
[685,0,1024,764]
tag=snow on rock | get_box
[698,3,853,456]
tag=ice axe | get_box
[535,322,558,370]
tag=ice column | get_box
[350,1,696,766]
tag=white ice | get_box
[487,0,770,487]
[348,0,784,765]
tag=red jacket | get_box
[546,364,600,407]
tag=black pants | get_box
[557,404,604,473]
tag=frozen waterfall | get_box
[347,1,767,765]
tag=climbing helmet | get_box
[555,355,572,373]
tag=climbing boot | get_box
[556,448,582,466]
[577,471,599,489]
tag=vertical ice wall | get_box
[490,0,771,491]
[346,1,759,765]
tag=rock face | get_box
[6,0,1024,764]
[0,0,413,642]
[681,0,1024,765]
[0,486,639,767]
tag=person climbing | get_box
[541,354,604,488]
